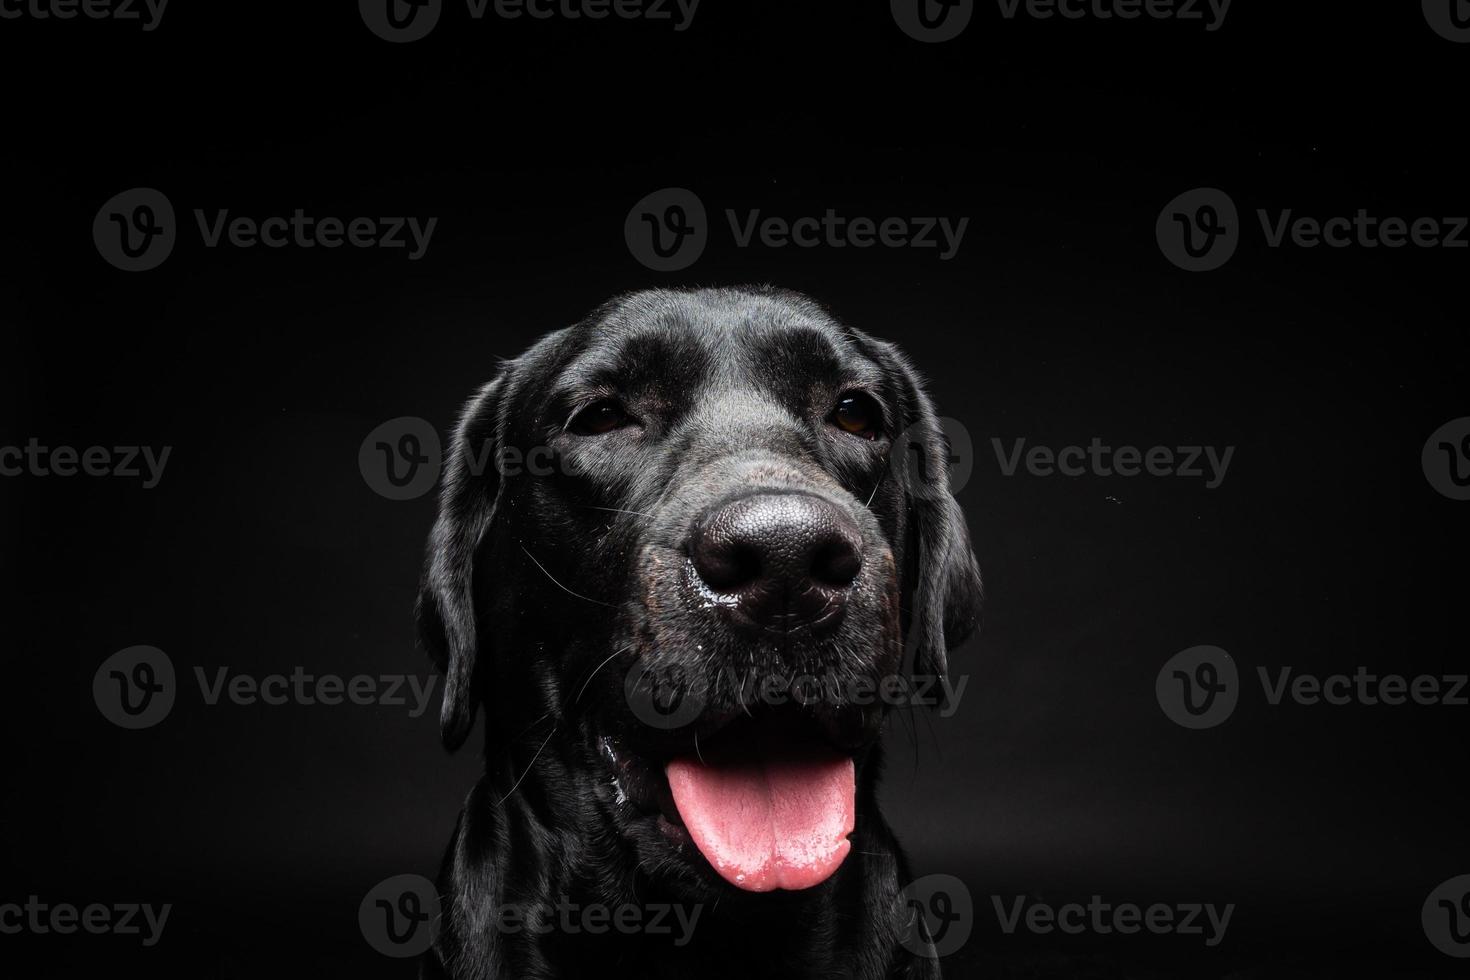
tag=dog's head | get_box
[417,286,980,895]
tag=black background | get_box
[2,1,1467,976]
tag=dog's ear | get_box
[416,375,506,751]
[875,339,983,683]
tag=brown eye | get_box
[831,392,882,439]
[569,399,631,436]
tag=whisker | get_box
[510,709,553,742]
[585,505,656,520]
[520,545,616,608]
[864,470,886,509]
[497,717,557,805]
[574,645,633,704]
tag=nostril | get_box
[692,539,762,593]
[810,539,861,589]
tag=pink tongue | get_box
[665,739,855,892]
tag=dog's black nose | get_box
[688,492,863,633]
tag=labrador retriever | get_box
[416,286,981,979]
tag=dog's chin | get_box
[592,702,883,897]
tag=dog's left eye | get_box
[830,392,883,440]
[569,399,632,436]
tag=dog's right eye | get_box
[568,399,632,436]
[830,392,883,440]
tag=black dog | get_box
[416,286,981,979]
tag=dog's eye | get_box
[569,399,631,436]
[830,392,882,440]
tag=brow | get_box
[544,329,711,422]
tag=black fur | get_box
[415,286,982,979]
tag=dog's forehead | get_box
[559,289,873,393]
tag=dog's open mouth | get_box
[666,725,855,892]
[600,707,874,893]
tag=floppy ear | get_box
[416,375,506,751]
[880,342,983,683]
